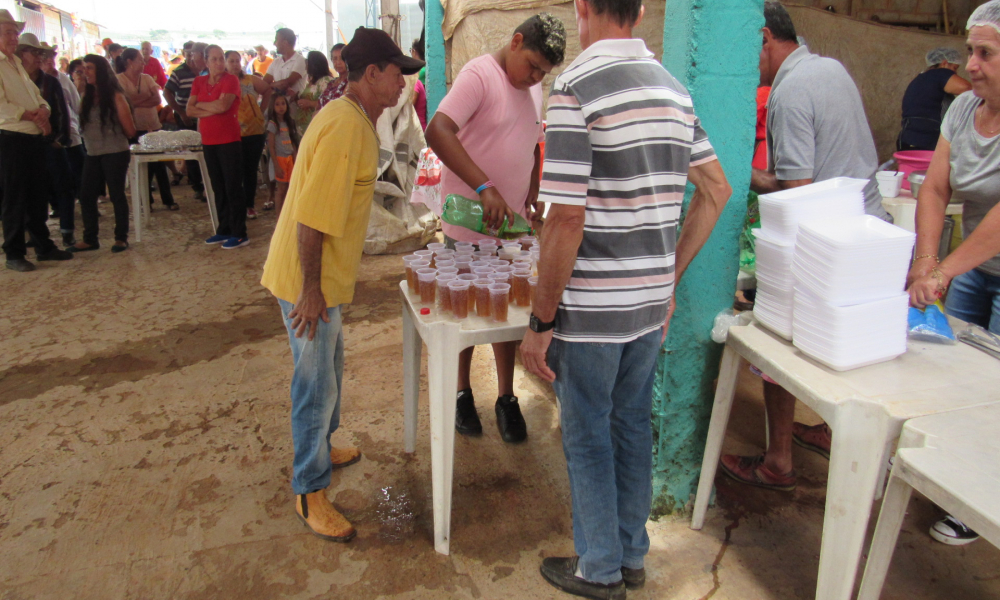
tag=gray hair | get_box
[926,47,962,67]
[190,42,208,58]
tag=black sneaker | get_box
[495,395,527,443]
[455,388,482,435]
[61,232,75,247]
[36,248,74,261]
[5,258,35,272]
[621,566,645,590]
[540,557,626,600]
[930,515,979,545]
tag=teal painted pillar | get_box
[424,0,446,118]
[651,0,763,515]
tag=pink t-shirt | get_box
[437,54,544,243]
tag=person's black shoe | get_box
[5,258,36,272]
[61,232,75,247]
[621,566,645,590]
[195,191,206,202]
[495,395,527,443]
[455,388,482,435]
[36,248,74,261]
[540,557,626,600]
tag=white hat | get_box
[0,9,25,33]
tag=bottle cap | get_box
[420,308,430,315]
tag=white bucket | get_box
[876,171,904,198]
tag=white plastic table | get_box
[858,403,1000,599]
[400,281,529,555]
[129,150,217,242]
[691,320,1000,600]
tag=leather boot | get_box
[330,446,361,469]
[295,490,356,542]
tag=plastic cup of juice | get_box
[436,273,457,313]
[519,236,536,251]
[417,268,438,305]
[472,266,494,277]
[489,283,510,322]
[455,259,473,275]
[473,250,494,259]
[404,257,428,292]
[454,241,474,252]
[458,274,478,313]
[414,249,434,267]
[512,270,531,307]
[449,280,471,319]
[528,276,538,307]
[427,242,446,252]
[437,266,459,276]
[470,260,491,269]
[434,259,455,269]
[474,279,492,317]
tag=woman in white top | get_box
[116,48,177,210]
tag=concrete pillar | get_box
[424,0,446,118]
[652,0,763,515]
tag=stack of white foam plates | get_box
[792,216,916,306]
[753,228,796,339]
[792,287,909,371]
[757,177,867,243]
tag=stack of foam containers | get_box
[753,178,867,339]
[791,216,915,371]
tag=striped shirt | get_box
[540,38,717,343]
[165,63,197,107]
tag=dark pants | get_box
[203,142,246,239]
[45,145,75,233]
[134,131,175,206]
[79,150,131,246]
[175,115,204,193]
[1,131,56,259]
[66,144,85,198]
[240,134,266,209]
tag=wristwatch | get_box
[529,313,555,333]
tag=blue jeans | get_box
[945,268,1000,334]
[278,299,345,495]
[549,329,662,584]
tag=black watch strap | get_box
[529,313,556,333]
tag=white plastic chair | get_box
[858,403,1000,599]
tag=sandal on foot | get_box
[792,422,831,459]
[720,454,796,491]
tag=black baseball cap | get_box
[342,27,425,76]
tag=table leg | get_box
[425,324,460,555]
[198,155,219,232]
[130,157,142,243]
[815,399,890,600]
[138,160,151,228]
[402,298,421,454]
[856,472,913,600]
[691,345,743,530]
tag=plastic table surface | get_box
[858,403,1000,599]
[691,320,1000,600]
[399,281,530,555]
[129,150,217,242]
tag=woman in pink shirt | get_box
[425,13,566,443]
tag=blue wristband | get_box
[475,181,494,195]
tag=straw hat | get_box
[16,32,44,51]
[254,44,267,52]
[0,9,26,33]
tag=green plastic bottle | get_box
[440,194,534,240]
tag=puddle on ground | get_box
[373,485,416,542]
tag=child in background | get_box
[266,94,299,215]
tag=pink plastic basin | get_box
[893,151,934,190]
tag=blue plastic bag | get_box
[908,304,956,344]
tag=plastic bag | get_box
[712,309,754,343]
[957,324,1000,359]
[907,303,956,344]
[410,148,444,215]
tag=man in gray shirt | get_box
[752,3,890,221]
[723,2,887,493]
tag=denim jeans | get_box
[278,299,345,495]
[945,268,1000,334]
[549,329,662,584]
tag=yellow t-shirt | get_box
[261,98,379,305]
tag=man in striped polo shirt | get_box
[520,0,732,596]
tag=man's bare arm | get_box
[287,223,329,340]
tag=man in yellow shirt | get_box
[261,27,423,542]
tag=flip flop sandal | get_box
[720,454,797,491]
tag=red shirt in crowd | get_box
[143,58,167,88]
[191,73,241,145]
[752,86,771,171]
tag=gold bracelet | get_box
[930,266,949,294]
[912,254,939,264]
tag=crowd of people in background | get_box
[1,16,428,270]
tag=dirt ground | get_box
[2,184,999,599]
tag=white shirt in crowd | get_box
[266,51,307,95]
